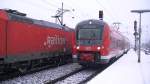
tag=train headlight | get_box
[76,46,80,50]
[97,47,101,50]
[101,46,104,49]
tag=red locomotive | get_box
[73,13,130,66]
[0,9,75,72]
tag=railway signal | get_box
[133,20,138,51]
[131,9,150,63]
[99,10,103,20]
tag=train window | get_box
[78,28,101,40]
[81,25,97,29]
[110,36,120,49]
[76,28,103,45]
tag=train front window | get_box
[78,28,101,40]
[77,26,103,45]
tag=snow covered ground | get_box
[56,69,96,84]
[0,63,81,84]
[88,49,150,84]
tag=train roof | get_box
[76,19,106,28]
[8,13,63,29]
[0,9,69,30]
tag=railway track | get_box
[0,63,81,84]
[1,53,126,84]
[46,53,126,84]
[0,63,60,81]
[78,68,103,84]
[0,58,72,81]
[44,67,87,84]
[45,66,106,84]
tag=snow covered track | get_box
[0,52,126,84]
[45,67,86,84]
[55,67,105,84]
[0,63,81,84]
[78,68,103,84]
[0,62,68,81]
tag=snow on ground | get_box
[56,69,95,84]
[0,63,81,84]
[88,49,150,84]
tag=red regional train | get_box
[73,17,130,66]
[0,9,75,72]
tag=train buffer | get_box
[88,49,150,84]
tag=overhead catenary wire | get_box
[63,0,94,19]
[42,0,61,9]
[17,0,119,27]
[21,0,55,11]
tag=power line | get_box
[62,0,92,19]
[42,0,61,9]
[21,0,55,11]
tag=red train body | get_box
[0,9,75,72]
[73,19,130,66]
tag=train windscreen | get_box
[77,25,103,45]
[78,28,101,40]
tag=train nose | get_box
[80,53,94,62]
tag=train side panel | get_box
[64,29,75,55]
[100,24,111,63]
[109,30,126,59]
[0,18,7,59]
[0,9,75,73]
[6,21,66,63]
[0,10,7,59]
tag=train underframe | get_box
[73,49,129,67]
[0,51,72,73]
[73,51,110,66]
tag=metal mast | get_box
[52,2,70,26]
[113,22,121,31]
[131,9,150,63]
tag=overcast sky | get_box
[0,0,150,44]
